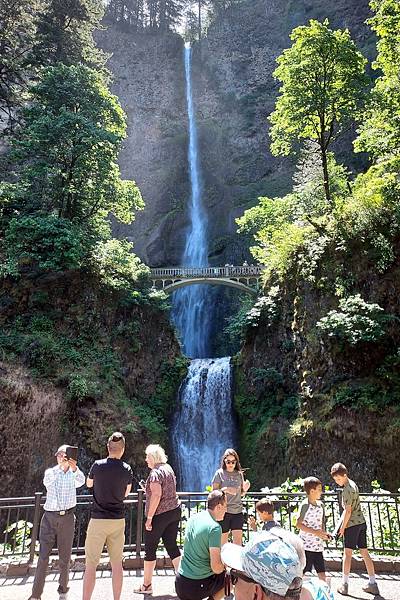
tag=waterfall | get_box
[172,357,236,491]
[171,45,236,491]
[171,44,212,359]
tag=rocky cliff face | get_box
[0,270,185,496]
[100,0,373,266]
[98,30,188,266]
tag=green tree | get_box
[0,0,43,132]
[33,0,106,69]
[105,0,145,31]
[5,64,143,235]
[269,19,367,204]
[355,0,400,159]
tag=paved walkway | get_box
[1,570,400,600]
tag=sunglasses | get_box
[225,459,237,464]
[225,569,255,596]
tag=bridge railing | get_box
[1,490,399,560]
[150,266,263,279]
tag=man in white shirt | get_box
[29,444,85,600]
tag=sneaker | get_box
[362,582,380,595]
[337,583,349,596]
[134,583,153,595]
[59,594,68,600]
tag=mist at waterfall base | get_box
[171,45,236,492]
[172,358,236,492]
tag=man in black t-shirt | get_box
[82,432,132,600]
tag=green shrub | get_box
[68,374,99,400]
[91,239,149,290]
[246,286,281,328]
[1,215,88,276]
[317,294,388,345]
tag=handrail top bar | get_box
[1,491,399,502]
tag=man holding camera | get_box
[29,444,85,600]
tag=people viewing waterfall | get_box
[211,448,250,545]
[135,445,181,595]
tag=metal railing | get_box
[150,266,263,279]
[1,490,399,560]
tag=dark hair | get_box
[221,448,243,472]
[207,489,226,511]
[107,431,125,452]
[330,462,348,477]
[256,498,275,515]
[303,477,322,495]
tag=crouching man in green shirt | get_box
[175,490,227,600]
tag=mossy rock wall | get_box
[0,269,187,496]
[234,244,400,491]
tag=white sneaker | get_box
[59,594,68,600]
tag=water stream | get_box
[171,44,212,359]
[172,358,236,491]
[171,45,236,491]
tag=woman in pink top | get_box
[135,444,181,594]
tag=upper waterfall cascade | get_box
[171,45,213,359]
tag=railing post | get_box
[29,492,42,563]
[136,489,144,558]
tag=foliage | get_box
[5,64,143,230]
[221,294,254,348]
[0,0,43,132]
[91,239,149,290]
[134,357,188,443]
[33,0,106,70]
[0,519,33,555]
[106,0,186,31]
[1,215,89,276]
[269,19,367,203]
[0,0,106,132]
[355,0,400,159]
[245,286,280,328]
[317,294,389,346]
[237,151,351,285]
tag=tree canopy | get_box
[269,19,367,204]
[355,0,400,159]
[6,64,143,235]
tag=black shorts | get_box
[344,522,367,550]
[304,550,325,574]
[220,512,244,534]
[175,572,226,600]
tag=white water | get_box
[171,46,236,491]
[172,357,236,491]
[171,44,212,359]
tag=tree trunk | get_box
[320,143,332,205]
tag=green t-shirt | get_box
[342,479,365,528]
[179,510,222,579]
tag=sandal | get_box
[134,583,153,595]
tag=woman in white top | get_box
[211,448,250,545]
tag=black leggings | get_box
[144,506,181,561]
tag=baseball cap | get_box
[221,531,302,598]
[55,444,68,456]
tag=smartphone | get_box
[66,446,78,461]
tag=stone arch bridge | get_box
[149,266,263,295]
